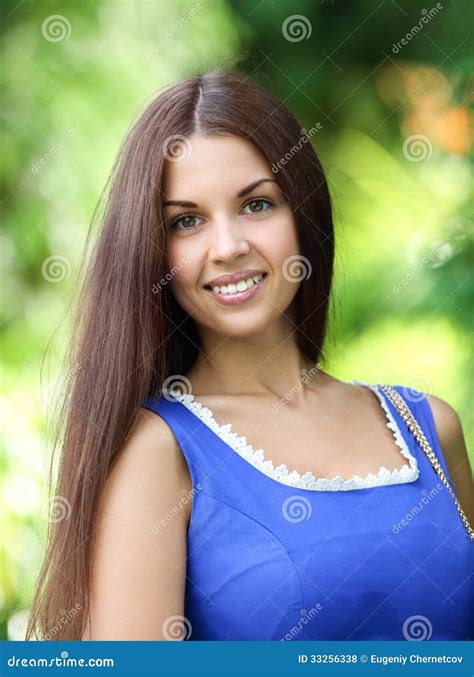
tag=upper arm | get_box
[427,394,474,527]
[83,408,192,640]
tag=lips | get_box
[204,272,268,305]
[204,269,267,289]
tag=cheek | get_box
[166,238,182,273]
[264,216,302,309]
[260,213,300,274]
[166,239,203,304]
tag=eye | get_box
[241,198,274,215]
[167,213,202,232]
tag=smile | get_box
[203,273,268,305]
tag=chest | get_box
[184,482,474,640]
[195,393,410,481]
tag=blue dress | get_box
[142,379,474,641]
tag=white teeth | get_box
[211,273,264,295]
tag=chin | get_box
[213,313,277,337]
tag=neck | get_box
[186,322,327,399]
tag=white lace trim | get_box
[168,378,420,492]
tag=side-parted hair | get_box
[26,69,334,640]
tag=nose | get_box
[208,216,251,262]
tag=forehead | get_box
[163,133,271,198]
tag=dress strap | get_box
[142,392,233,495]
[378,384,474,541]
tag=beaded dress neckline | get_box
[166,378,420,491]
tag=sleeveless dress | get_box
[142,379,474,641]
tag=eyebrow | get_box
[162,178,278,208]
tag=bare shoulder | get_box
[84,407,192,640]
[426,393,469,466]
[425,393,474,526]
[105,407,193,521]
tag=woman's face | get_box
[163,133,301,339]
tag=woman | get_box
[27,69,473,642]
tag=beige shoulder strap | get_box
[379,384,474,541]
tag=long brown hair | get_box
[26,69,335,640]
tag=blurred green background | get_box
[1,0,472,640]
